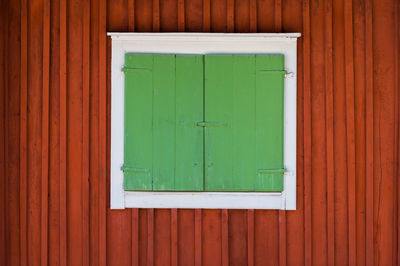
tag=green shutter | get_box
[123,54,284,192]
[204,54,285,192]
[123,54,204,191]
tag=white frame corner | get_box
[108,33,300,210]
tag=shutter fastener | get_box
[121,165,149,173]
[196,121,228,128]
[284,72,295,78]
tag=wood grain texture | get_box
[0,0,399,265]
[19,0,28,265]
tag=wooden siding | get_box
[0,0,399,265]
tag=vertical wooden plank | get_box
[393,0,400,263]
[67,0,85,262]
[184,0,202,32]
[3,2,9,263]
[159,0,178,31]
[99,0,107,264]
[228,210,247,266]
[28,0,43,263]
[175,55,204,190]
[247,210,254,266]
[254,211,279,266]
[324,0,335,265]
[0,1,6,264]
[255,55,285,191]
[279,212,286,266]
[249,0,256,32]
[210,0,227,32]
[310,0,328,263]
[194,209,202,266]
[202,0,210,31]
[20,0,28,265]
[177,0,185,31]
[128,0,135,31]
[373,1,397,264]
[131,209,139,266]
[274,0,282,32]
[171,209,178,266]
[257,0,274,32]
[302,0,312,264]
[204,55,233,190]
[59,0,67,265]
[153,0,160,31]
[152,56,176,190]
[203,210,222,265]
[365,0,374,264]
[333,0,348,263]
[89,0,100,264]
[227,0,234,32]
[147,209,154,266]
[221,210,229,266]
[82,0,91,265]
[154,210,171,265]
[344,0,356,265]
[353,0,367,264]
[234,0,249,32]
[41,0,50,265]
[396,2,400,264]
[123,55,153,190]
[177,210,195,265]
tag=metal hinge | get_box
[121,66,152,73]
[120,165,149,173]
[258,70,295,79]
[257,168,287,174]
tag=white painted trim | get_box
[109,33,300,210]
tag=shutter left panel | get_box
[123,54,154,190]
[123,54,204,191]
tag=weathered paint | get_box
[0,0,399,265]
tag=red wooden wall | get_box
[1,0,399,265]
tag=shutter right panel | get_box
[204,54,285,192]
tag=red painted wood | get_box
[19,0,28,265]
[302,0,312,265]
[0,1,7,265]
[59,0,67,265]
[41,0,50,264]
[324,1,335,265]
[1,0,399,265]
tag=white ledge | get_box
[107,32,301,41]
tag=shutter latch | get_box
[284,72,295,78]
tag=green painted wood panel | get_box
[255,55,285,191]
[174,55,204,190]
[204,54,285,191]
[123,54,204,191]
[123,54,153,190]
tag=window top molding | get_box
[107,32,301,42]
[109,32,300,210]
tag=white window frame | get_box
[108,33,300,210]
